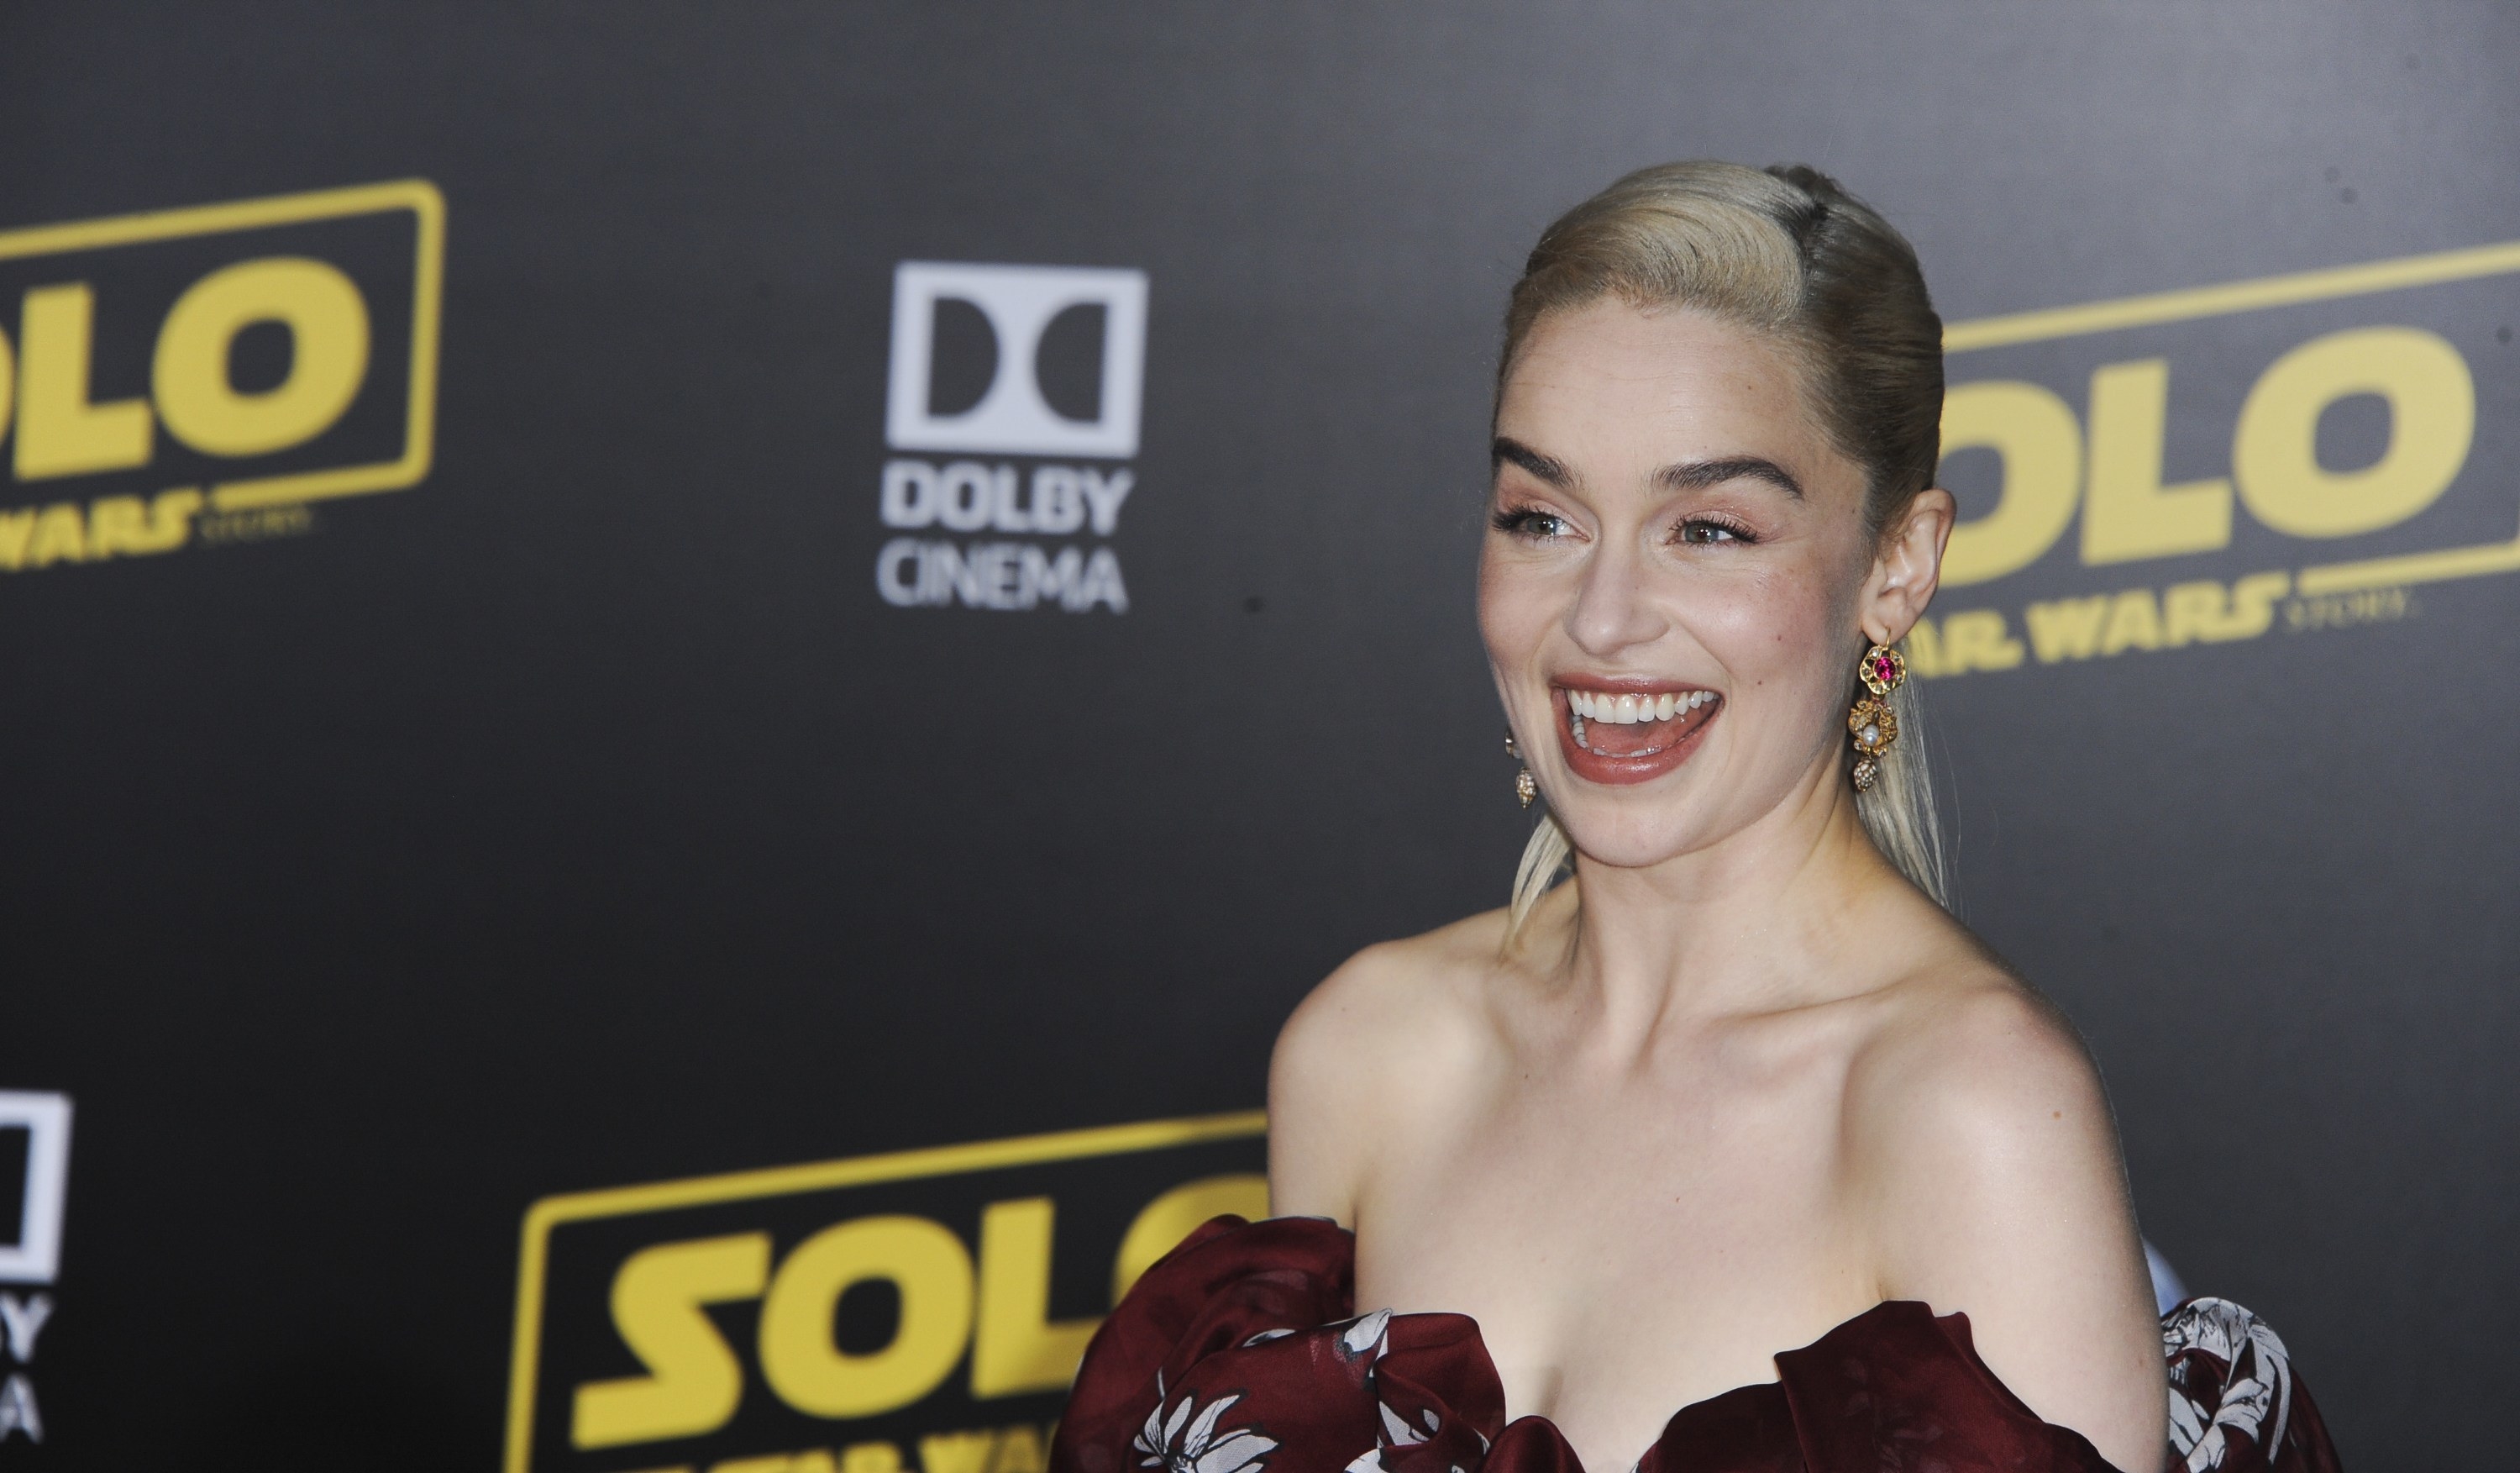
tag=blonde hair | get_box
[1500,160,1950,939]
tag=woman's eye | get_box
[1677,518,1754,545]
[1492,507,1572,539]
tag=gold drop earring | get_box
[1847,642,1905,792]
[1506,733,1536,808]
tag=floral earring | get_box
[1848,643,1905,792]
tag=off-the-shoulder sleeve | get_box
[1051,1214,1559,1473]
[1656,1299,2341,1473]
[1731,1300,2116,1473]
[2160,1299,2340,1473]
[1052,1215,1362,1473]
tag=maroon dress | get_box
[1051,1216,2337,1473]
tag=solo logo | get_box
[1914,238,2520,676]
[0,1091,73,1445]
[0,179,444,572]
[874,263,1147,613]
[505,1111,1267,1473]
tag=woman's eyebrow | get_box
[1656,455,1803,499]
[1492,435,1571,486]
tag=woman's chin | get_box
[1547,808,1718,872]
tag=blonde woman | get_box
[1053,163,2337,1473]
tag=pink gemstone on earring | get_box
[1873,656,1896,681]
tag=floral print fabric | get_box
[1051,1216,2339,1473]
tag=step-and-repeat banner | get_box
[3,5,2510,1469]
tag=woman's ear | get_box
[1861,487,1956,645]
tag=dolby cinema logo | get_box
[874,262,1145,613]
[0,1092,71,1445]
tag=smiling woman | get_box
[1051,163,2340,1473]
[1491,162,1950,934]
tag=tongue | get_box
[1584,703,1709,757]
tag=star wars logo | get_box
[0,1092,72,1447]
[0,180,442,572]
[1912,238,2520,678]
[504,1112,1266,1473]
[874,263,1147,614]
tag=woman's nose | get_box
[1567,540,1667,656]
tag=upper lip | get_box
[1550,676,1716,696]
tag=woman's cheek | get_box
[1683,571,1826,683]
[1476,554,1555,668]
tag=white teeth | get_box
[1561,687,1720,729]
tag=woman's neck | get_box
[1551,762,1914,1041]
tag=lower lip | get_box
[1552,694,1719,786]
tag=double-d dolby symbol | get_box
[0,1093,71,1286]
[886,263,1147,460]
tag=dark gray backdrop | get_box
[3,3,2512,1468]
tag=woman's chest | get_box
[1349,1080,1882,1463]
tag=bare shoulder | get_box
[1844,944,2111,1160]
[1278,908,1506,1068]
[1838,934,2130,1236]
[1840,927,2164,1471]
[1266,907,1511,1223]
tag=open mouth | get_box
[1553,682,1723,782]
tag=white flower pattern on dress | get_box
[1336,1312,1400,1473]
[1328,1307,1483,1473]
[1341,1307,1393,1360]
[1135,1376,1280,1473]
[2163,1297,2293,1472]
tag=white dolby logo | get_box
[885,261,1147,458]
[0,1092,70,1446]
[0,1094,68,1287]
[876,261,1147,613]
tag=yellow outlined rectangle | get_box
[501,1107,1269,1473]
[1942,238,2520,595]
[0,178,444,511]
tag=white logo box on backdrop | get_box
[876,262,1146,613]
[885,261,1148,458]
[0,1093,70,1286]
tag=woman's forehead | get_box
[1497,301,1845,489]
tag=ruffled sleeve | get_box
[2160,1299,2339,1473]
[1053,1215,1368,1473]
[1692,1299,2115,1473]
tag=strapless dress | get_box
[1049,1216,2337,1473]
